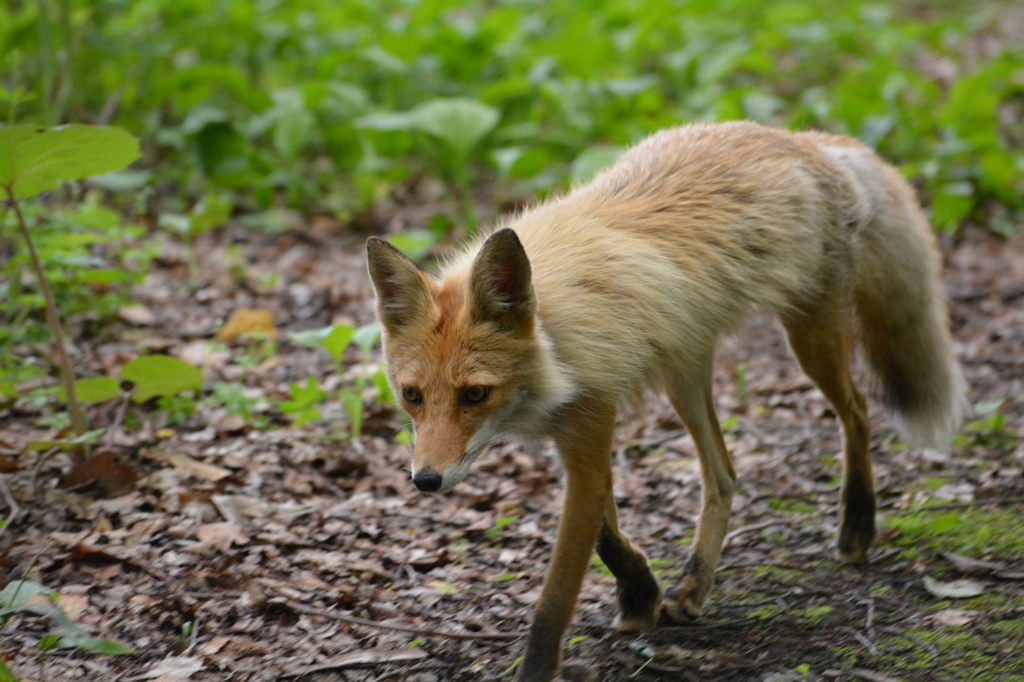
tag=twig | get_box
[104,395,131,448]
[30,447,62,500]
[853,630,879,657]
[656,602,793,633]
[850,669,903,682]
[6,188,87,466]
[716,559,812,573]
[280,599,526,641]
[722,519,786,550]
[0,474,19,539]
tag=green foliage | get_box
[0,579,135,670]
[120,356,203,404]
[287,321,386,437]
[953,399,1018,449]
[0,125,139,198]
[209,382,262,422]
[2,1,1020,232]
[888,507,1024,559]
[485,515,517,545]
[279,377,327,427]
[1,202,154,352]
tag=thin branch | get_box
[280,599,525,641]
[6,188,87,466]
[722,519,786,550]
[104,395,131,448]
[0,474,20,540]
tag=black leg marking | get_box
[596,523,661,624]
[839,480,876,563]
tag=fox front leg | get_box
[514,403,616,682]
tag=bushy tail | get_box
[844,154,967,449]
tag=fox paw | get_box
[614,600,660,632]
[658,596,701,625]
[837,515,875,565]
[612,572,662,632]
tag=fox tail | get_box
[838,148,968,449]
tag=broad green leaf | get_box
[28,429,105,451]
[288,325,338,349]
[408,98,500,158]
[340,387,363,439]
[61,377,121,404]
[2,603,74,629]
[386,230,439,262]
[37,633,61,652]
[280,377,326,412]
[51,623,134,653]
[0,658,18,682]
[190,193,233,235]
[322,324,356,364]
[975,399,1004,415]
[371,365,396,406]
[121,356,203,403]
[1,580,53,610]
[0,125,140,198]
[355,112,414,131]
[570,146,625,184]
[68,635,135,655]
[352,322,382,355]
[931,513,961,533]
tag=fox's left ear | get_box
[468,228,536,333]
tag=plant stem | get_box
[6,188,88,466]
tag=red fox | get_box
[366,121,966,682]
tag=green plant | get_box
[485,515,517,546]
[0,124,139,465]
[288,321,387,439]
[1,580,135,679]
[279,377,327,427]
[953,399,1017,449]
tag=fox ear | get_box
[366,238,433,331]
[468,228,535,332]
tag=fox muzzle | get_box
[412,467,443,492]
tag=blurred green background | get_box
[3,0,1023,233]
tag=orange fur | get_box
[367,121,966,682]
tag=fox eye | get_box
[402,386,422,405]
[461,386,491,406]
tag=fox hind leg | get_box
[781,305,875,564]
[659,358,737,623]
[596,495,662,631]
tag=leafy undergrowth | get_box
[1,220,1022,682]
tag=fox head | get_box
[366,228,573,494]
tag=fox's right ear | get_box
[366,238,433,331]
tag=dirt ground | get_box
[2,214,1023,682]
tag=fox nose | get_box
[413,468,443,492]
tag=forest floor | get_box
[2,209,1024,682]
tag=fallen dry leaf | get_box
[142,655,205,680]
[925,609,978,627]
[196,522,249,550]
[923,576,986,599]
[216,308,279,342]
[119,305,157,325]
[57,592,89,621]
[141,446,231,482]
[58,450,137,497]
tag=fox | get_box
[366,120,966,682]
